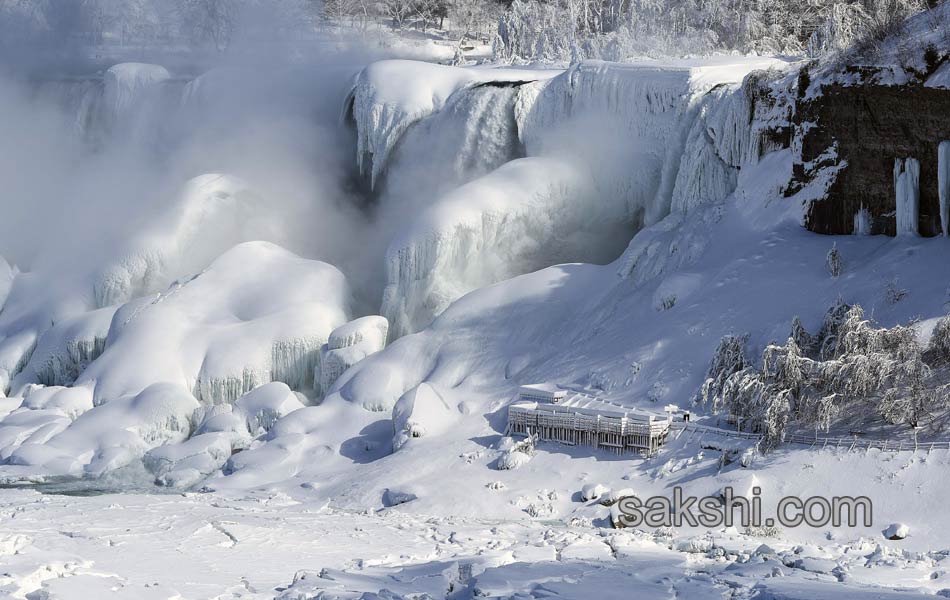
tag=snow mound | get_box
[317,316,389,394]
[81,241,350,406]
[345,59,556,187]
[391,382,455,451]
[3,382,197,478]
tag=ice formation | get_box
[894,157,920,236]
[103,63,172,126]
[382,157,609,336]
[382,82,524,200]
[80,241,350,406]
[345,59,557,187]
[94,174,275,308]
[316,316,389,394]
[370,59,784,335]
[940,141,950,236]
[854,205,872,235]
[11,306,116,391]
[35,62,175,143]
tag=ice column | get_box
[853,205,871,235]
[894,158,920,236]
[939,142,950,236]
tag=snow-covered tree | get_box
[826,243,842,277]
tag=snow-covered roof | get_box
[511,397,665,422]
[518,383,567,399]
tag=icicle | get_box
[853,205,871,235]
[940,141,950,237]
[894,158,920,236]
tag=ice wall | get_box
[894,157,920,236]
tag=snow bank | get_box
[345,60,557,187]
[82,241,350,406]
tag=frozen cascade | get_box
[376,60,779,335]
[382,83,524,200]
[93,174,274,308]
[11,306,117,391]
[894,157,920,236]
[940,141,950,236]
[345,59,558,188]
[381,157,617,337]
[854,205,872,235]
[33,62,182,145]
[317,316,389,394]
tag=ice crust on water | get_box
[81,241,350,407]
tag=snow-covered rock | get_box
[884,523,910,540]
[144,431,232,487]
[581,483,611,501]
[316,316,389,394]
[391,382,455,451]
[81,241,350,406]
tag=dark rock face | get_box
[793,70,950,236]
